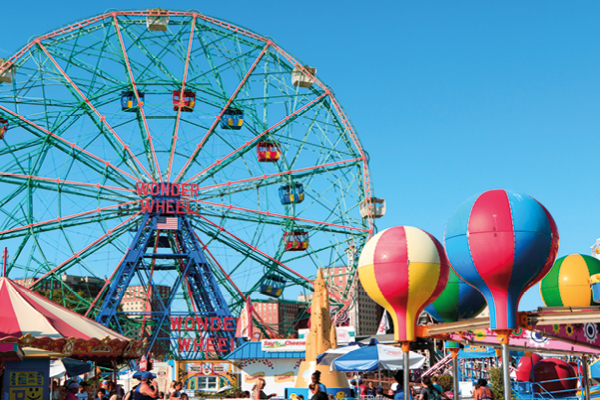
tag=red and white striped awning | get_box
[0,277,145,360]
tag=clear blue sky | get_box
[2,1,599,311]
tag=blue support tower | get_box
[95,184,236,359]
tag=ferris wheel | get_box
[0,9,383,357]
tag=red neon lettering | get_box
[170,317,183,331]
[210,317,222,331]
[182,184,190,196]
[185,201,194,214]
[176,200,185,214]
[172,184,180,196]
[150,183,159,196]
[184,317,195,330]
[205,338,216,352]
[160,183,169,196]
[141,199,154,213]
[194,338,205,351]
[136,182,149,196]
[191,184,200,197]
[230,338,235,351]
[217,338,228,353]
[223,317,235,331]
[196,317,208,331]
[178,337,192,352]
[156,200,165,213]
[166,200,175,213]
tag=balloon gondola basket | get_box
[590,274,600,304]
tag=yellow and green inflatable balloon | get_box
[540,254,600,307]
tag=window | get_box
[194,376,217,390]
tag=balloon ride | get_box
[425,268,487,323]
[540,254,600,307]
[358,226,449,400]
[444,189,559,330]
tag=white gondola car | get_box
[291,65,316,88]
[359,197,386,219]
[0,59,13,84]
[146,9,169,32]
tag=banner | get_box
[261,339,306,352]
[377,312,389,335]
[236,297,253,339]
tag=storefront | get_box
[225,341,305,397]
[174,360,239,393]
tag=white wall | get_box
[239,358,303,397]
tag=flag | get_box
[156,217,178,230]
[377,311,389,335]
[592,238,600,261]
[236,296,253,339]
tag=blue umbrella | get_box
[317,341,365,366]
[332,339,425,371]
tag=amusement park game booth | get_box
[225,342,305,397]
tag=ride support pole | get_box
[583,355,591,400]
[403,342,410,400]
[450,348,459,400]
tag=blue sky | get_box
[2,1,599,311]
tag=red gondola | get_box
[257,141,281,162]
[283,230,309,251]
[172,90,196,112]
[0,118,8,139]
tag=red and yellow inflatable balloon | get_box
[358,226,449,342]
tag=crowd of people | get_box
[55,367,495,400]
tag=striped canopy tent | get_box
[0,277,145,361]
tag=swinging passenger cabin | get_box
[0,59,13,84]
[172,90,196,112]
[260,274,286,298]
[291,65,317,89]
[147,9,170,32]
[283,230,309,251]
[359,197,386,219]
[256,141,281,162]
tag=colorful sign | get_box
[261,339,306,352]
[171,316,236,353]
[298,327,355,343]
[137,183,202,214]
[8,371,44,400]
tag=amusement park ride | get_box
[0,9,386,359]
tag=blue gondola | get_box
[279,183,304,205]
[220,107,244,130]
[260,274,286,298]
[121,91,145,112]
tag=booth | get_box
[225,342,305,397]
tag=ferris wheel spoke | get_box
[188,216,314,300]
[0,199,140,239]
[192,213,315,286]
[113,15,163,182]
[34,40,156,183]
[174,42,271,183]
[181,92,327,185]
[0,172,136,201]
[191,199,369,235]
[28,212,142,289]
[0,105,140,186]
[198,157,362,199]
[166,15,197,182]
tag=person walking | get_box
[381,372,412,400]
[134,372,159,400]
[309,384,328,400]
[417,377,443,400]
[252,378,276,400]
[473,379,494,400]
[66,383,81,400]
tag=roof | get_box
[225,342,305,360]
[0,277,145,360]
